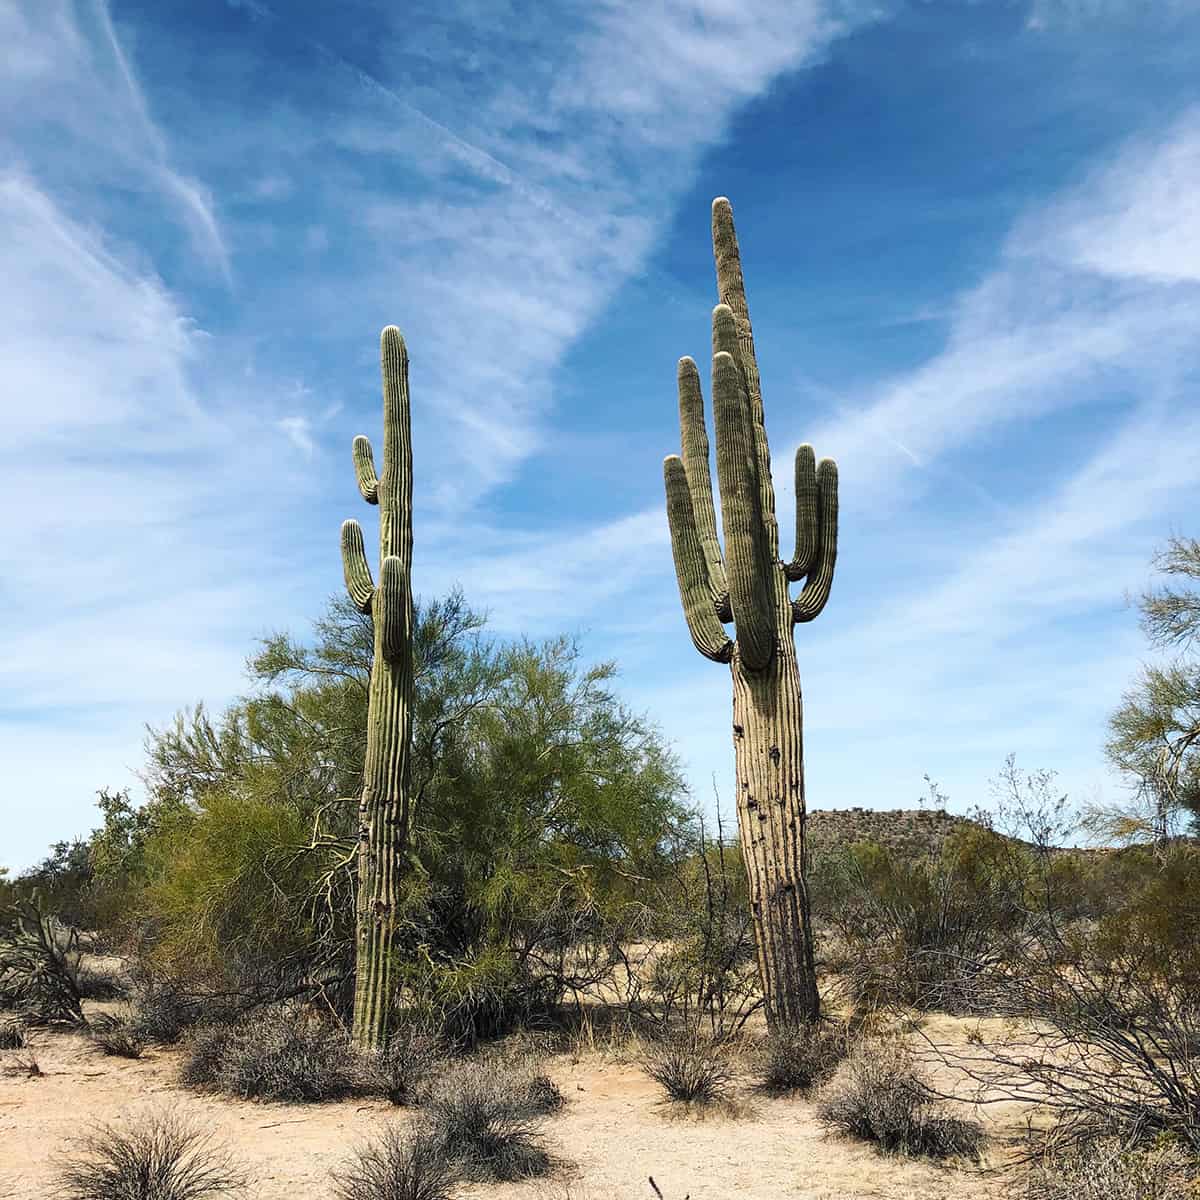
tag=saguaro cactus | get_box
[663,198,838,1027]
[340,326,415,1050]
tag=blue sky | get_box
[3,0,1200,870]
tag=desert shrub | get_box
[641,1034,737,1105]
[815,1039,983,1160]
[179,1006,365,1102]
[332,1126,458,1200]
[76,961,127,1001]
[126,971,206,1044]
[55,1110,245,1200]
[758,1022,848,1093]
[0,1018,26,1049]
[422,1059,555,1182]
[1026,1138,1196,1200]
[398,945,564,1048]
[177,1023,233,1090]
[0,894,85,1025]
[816,825,1026,1012]
[624,810,761,1043]
[373,1022,448,1107]
[521,1073,565,1115]
[89,1013,146,1059]
[944,929,1200,1153]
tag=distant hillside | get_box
[805,807,1143,860]
[806,807,984,860]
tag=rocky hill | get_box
[806,807,982,860]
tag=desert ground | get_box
[0,992,1032,1200]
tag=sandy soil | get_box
[0,1008,1032,1200]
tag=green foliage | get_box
[1089,842,1200,988]
[1098,535,1200,844]
[814,820,1026,1010]
[0,892,85,1025]
[4,837,95,928]
[65,589,690,1035]
[137,788,320,985]
[636,816,760,1040]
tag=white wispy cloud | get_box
[640,110,1200,819]
[0,0,231,283]
[1,0,866,868]
[229,0,870,507]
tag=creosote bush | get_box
[333,1126,457,1200]
[1027,1139,1196,1200]
[758,1022,848,1093]
[89,1013,146,1059]
[642,1034,737,1106]
[422,1059,555,1182]
[373,1022,448,1107]
[127,972,205,1045]
[179,1007,365,1102]
[55,1110,246,1200]
[76,961,127,1001]
[815,1038,983,1160]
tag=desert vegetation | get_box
[3,200,1199,1200]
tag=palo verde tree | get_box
[1098,535,1200,849]
[339,326,416,1049]
[662,198,838,1027]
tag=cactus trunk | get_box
[351,614,412,1048]
[341,327,415,1050]
[730,567,820,1026]
[663,198,838,1028]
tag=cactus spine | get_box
[340,326,415,1050]
[663,198,838,1027]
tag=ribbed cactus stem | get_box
[342,325,415,1051]
[665,454,734,663]
[712,349,775,672]
[677,357,729,616]
[661,198,840,1028]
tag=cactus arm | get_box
[712,197,778,559]
[787,444,818,581]
[792,457,839,623]
[676,356,730,618]
[353,436,380,504]
[379,326,413,571]
[378,556,408,661]
[712,350,775,671]
[341,519,375,613]
[665,455,735,663]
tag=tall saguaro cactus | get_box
[663,198,838,1027]
[340,326,415,1050]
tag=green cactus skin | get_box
[663,198,838,1028]
[340,326,415,1050]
